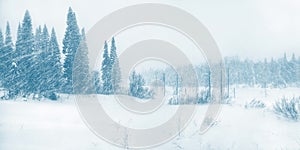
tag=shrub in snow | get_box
[47,92,59,101]
[273,97,299,121]
[169,89,210,105]
[168,96,177,105]
[245,99,266,109]
[197,90,210,104]
[168,96,194,105]
[129,71,153,99]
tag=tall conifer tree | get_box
[62,7,81,93]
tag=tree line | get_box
[1,7,298,100]
[0,8,102,99]
[0,7,151,100]
[142,53,300,89]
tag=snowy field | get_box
[0,87,300,150]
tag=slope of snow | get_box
[0,88,299,150]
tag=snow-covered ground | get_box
[0,87,299,150]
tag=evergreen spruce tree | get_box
[20,10,34,55]
[0,29,3,48]
[35,25,51,97]
[253,61,264,86]
[41,25,49,51]
[22,10,35,95]
[129,70,149,99]
[263,58,270,88]
[243,60,255,86]
[73,28,90,94]
[36,28,63,100]
[34,26,42,52]
[92,71,101,94]
[101,41,112,94]
[62,7,81,93]
[110,37,121,93]
[15,10,35,96]
[31,26,43,97]
[49,28,63,94]
[290,53,298,84]
[0,28,5,89]
[5,22,13,47]
[3,22,17,98]
[270,58,284,87]
[0,29,4,77]
[15,23,22,57]
[279,53,292,86]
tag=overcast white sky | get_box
[1,0,300,61]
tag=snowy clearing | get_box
[0,87,300,150]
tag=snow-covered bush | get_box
[196,90,210,104]
[168,96,177,105]
[46,92,59,100]
[168,96,194,105]
[245,99,266,109]
[273,97,300,121]
[169,89,210,105]
[129,71,153,99]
